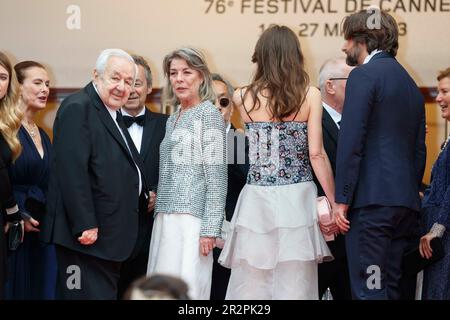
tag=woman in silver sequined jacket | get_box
[146,47,227,300]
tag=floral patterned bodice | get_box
[246,121,313,186]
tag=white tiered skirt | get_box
[219,181,333,300]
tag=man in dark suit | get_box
[210,73,248,300]
[117,54,168,298]
[314,58,353,300]
[43,49,149,299]
[334,10,426,300]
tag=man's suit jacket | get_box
[225,125,249,221]
[132,108,168,256]
[43,82,141,262]
[315,107,339,197]
[314,107,349,261]
[335,52,426,211]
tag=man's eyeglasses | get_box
[329,77,348,81]
[219,97,230,108]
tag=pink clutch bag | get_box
[317,196,335,242]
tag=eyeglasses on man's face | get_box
[329,77,348,81]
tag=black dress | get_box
[0,133,17,299]
[4,126,56,299]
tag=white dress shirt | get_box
[364,49,382,64]
[121,107,145,153]
[322,102,342,129]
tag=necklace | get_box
[23,122,38,139]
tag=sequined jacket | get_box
[155,101,227,237]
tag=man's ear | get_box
[147,87,152,95]
[92,69,99,83]
[325,80,336,95]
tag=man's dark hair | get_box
[131,54,152,87]
[342,9,399,57]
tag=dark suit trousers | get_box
[318,234,352,300]
[211,247,231,300]
[55,245,122,300]
[345,206,418,300]
[117,195,153,299]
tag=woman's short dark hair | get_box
[342,9,399,57]
[14,60,46,84]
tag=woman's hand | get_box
[319,221,339,237]
[199,237,216,256]
[419,232,436,259]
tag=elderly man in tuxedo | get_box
[314,58,353,300]
[210,73,249,300]
[43,49,149,299]
[117,54,168,298]
[334,10,426,300]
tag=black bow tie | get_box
[122,115,145,128]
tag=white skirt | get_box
[219,181,333,300]
[147,213,213,300]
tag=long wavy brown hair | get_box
[244,25,310,120]
[0,51,22,160]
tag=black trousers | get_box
[117,233,151,299]
[318,234,352,300]
[55,245,122,300]
[117,203,154,299]
[210,247,230,300]
[345,205,418,300]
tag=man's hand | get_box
[78,228,98,245]
[334,203,350,234]
[147,191,156,213]
[199,237,216,256]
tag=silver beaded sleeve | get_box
[430,222,446,238]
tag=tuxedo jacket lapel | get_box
[322,106,339,144]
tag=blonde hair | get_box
[0,52,22,161]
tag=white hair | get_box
[95,48,136,77]
[318,57,348,91]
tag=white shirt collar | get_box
[322,102,342,128]
[363,49,383,64]
[226,122,231,134]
